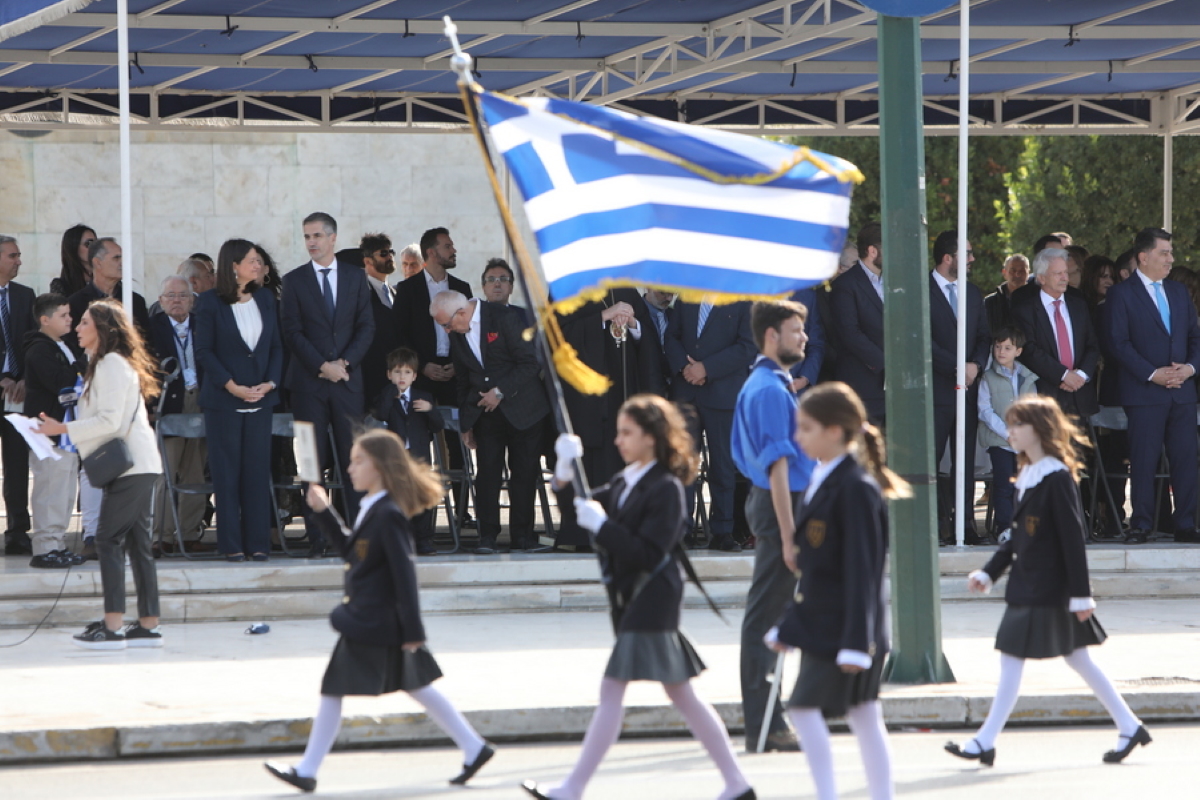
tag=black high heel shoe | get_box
[944,739,996,767]
[521,780,552,799]
[1103,725,1152,763]
[732,789,757,800]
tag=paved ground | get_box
[2,598,1199,763]
[2,724,1196,799]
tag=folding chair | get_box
[269,413,346,557]
[154,413,218,561]
[432,407,473,553]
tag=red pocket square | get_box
[487,332,499,343]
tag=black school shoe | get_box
[450,743,495,785]
[264,762,316,793]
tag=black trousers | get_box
[425,361,470,519]
[472,410,544,548]
[1,414,29,537]
[934,399,979,535]
[292,383,363,544]
[205,408,272,556]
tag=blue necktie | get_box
[946,282,958,319]
[1152,281,1171,331]
[0,286,12,374]
[319,268,335,320]
[696,301,712,338]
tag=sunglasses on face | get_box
[483,275,512,284]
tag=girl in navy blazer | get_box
[265,429,493,793]
[194,239,284,561]
[767,382,906,800]
[524,395,754,800]
[945,395,1150,767]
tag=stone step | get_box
[3,547,1199,627]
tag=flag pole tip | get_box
[443,15,475,84]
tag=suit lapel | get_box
[1131,277,1169,335]
[855,264,883,313]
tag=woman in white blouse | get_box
[193,239,284,562]
[38,299,164,649]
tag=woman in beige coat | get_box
[39,299,164,650]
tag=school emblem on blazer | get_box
[355,539,369,561]
[805,519,826,548]
[1024,515,1039,536]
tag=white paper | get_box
[292,420,321,484]
[5,414,61,461]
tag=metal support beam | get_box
[877,13,954,686]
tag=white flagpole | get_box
[117,0,133,319]
[954,0,970,548]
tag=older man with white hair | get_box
[149,274,209,547]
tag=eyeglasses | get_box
[483,275,512,285]
[440,307,466,330]
[374,249,395,257]
[160,292,191,300]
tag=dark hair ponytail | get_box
[799,382,909,499]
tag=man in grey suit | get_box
[281,212,374,557]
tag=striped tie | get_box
[696,301,712,338]
[0,286,11,375]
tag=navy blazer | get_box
[929,273,990,407]
[664,300,756,411]
[193,289,284,412]
[280,261,374,393]
[1102,273,1200,406]
[451,300,549,433]
[0,281,35,380]
[362,286,399,410]
[788,287,826,390]
[1012,290,1101,417]
[827,264,885,419]
[392,271,473,395]
[312,498,425,646]
[375,384,444,464]
[148,312,205,415]
[776,456,890,660]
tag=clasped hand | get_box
[1152,363,1193,389]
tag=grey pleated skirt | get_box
[994,604,1108,660]
[787,650,885,719]
[604,630,706,683]
[321,637,443,696]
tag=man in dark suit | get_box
[0,236,36,555]
[640,288,675,398]
[352,235,399,411]
[281,212,375,557]
[1102,227,1200,544]
[431,291,551,554]
[1012,248,1100,419]
[828,223,886,423]
[984,254,1030,337]
[665,298,757,551]
[66,238,151,347]
[148,275,208,546]
[929,230,991,544]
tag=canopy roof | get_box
[2,0,1199,135]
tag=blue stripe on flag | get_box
[535,204,845,256]
[505,141,555,200]
[549,262,826,301]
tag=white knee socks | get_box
[972,653,1025,751]
[663,681,751,800]
[551,678,628,800]
[846,701,894,800]
[296,694,343,778]
[408,684,487,763]
[788,708,837,800]
[1063,648,1141,742]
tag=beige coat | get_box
[65,353,162,478]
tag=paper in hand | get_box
[5,414,61,461]
[292,420,321,484]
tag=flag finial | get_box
[443,16,474,86]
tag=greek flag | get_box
[477,91,860,304]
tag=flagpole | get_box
[445,19,591,504]
[954,0,970,549]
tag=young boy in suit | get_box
[376,347,444,555]
[23,293,84,568]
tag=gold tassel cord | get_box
[459,83,612,397]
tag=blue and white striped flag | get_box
[477,91,861,306]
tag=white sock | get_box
[846,702,894,800]
[552,678,628,800]
[407,684,486,763]
[788,707,837,800]
[1063,647,1141,745]
[974,653,1025,751]
[663,681,751,800]
[295,694,343,779]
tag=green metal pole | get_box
[878,14,954,684]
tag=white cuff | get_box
[969,569,994,593]
[1069,596,1096,612]
[764,626,789,650]
[1076,370,1089,382]
[836,649,873,670]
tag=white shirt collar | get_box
[468,297,482,328]
[366,274,386,292]
[354,490,388,529]
[1039,288,1067,310]
[169,315,190,332]
[618,459,658,507]
[931,269,954,291]
[1014,455,1067,497]
[424,269,449,290]
[805,453,848,504]
[859,260,881,282]
[1136,268,1158,288]
[314,257,338,274]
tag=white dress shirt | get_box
[314,258,338,306]
[465,299,484,366]
[860,261,884,301]
[354,490,388,530]
[1039,289,1088,382]
[424,270,451,357]
[617,458,657,508]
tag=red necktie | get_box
[1053,299,1073,371]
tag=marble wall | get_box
[0,128,509,298]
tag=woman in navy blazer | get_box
[194,239,284,561]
